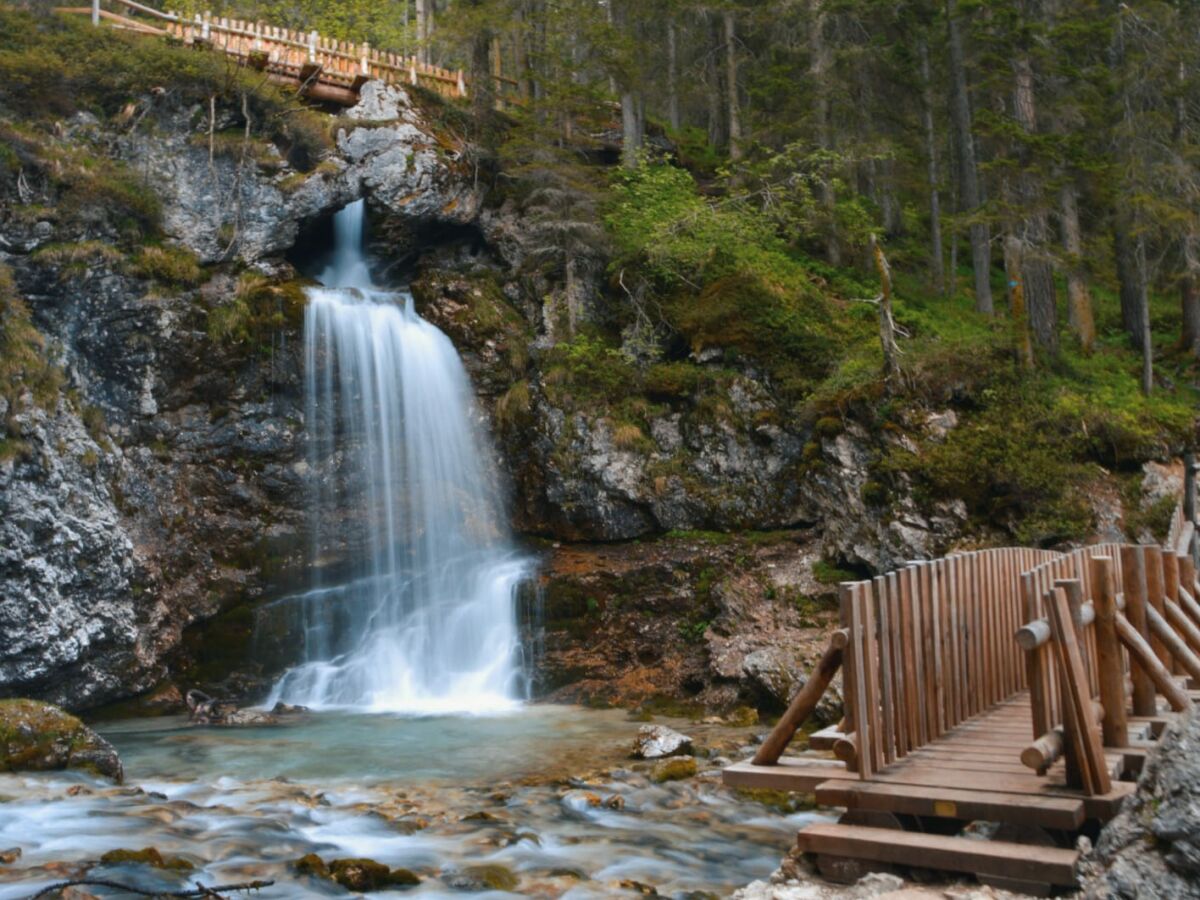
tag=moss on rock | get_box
[0,699,123,782]
[100,847,193,870]
[651,756,698,782]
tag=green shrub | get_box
[208,274,306,349]
[643,361,704,399]
[0,265,63,421]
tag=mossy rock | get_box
[453,864,519,891]
[651,756,698,783]
[0,699,123,783]
[328,857,420,891]
[100,847,193,871]
[292,853,329,879]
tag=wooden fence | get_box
[56,0,519,105]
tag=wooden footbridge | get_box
[728,468,1200,894]
[57,0,515,106]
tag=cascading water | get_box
[266,200,530,713]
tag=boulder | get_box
[1082,706,1200,898]
[631,725,693,760]
[185,690,283,727]
[0,699,122,782]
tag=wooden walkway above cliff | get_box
[728,467,1200,894]
[57,0,517,106]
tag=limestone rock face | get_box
[0,87,480,710]
[1082,707,1200,899]
[117,85,480,265]
[0,699,123,782]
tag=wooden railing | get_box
[56,0,522,105]
[836,548,1059,778]
[754,463,1199,789]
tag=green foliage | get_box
[207,274,306,350]
[0,265,63,427]
[812,560,856,586]
[541,333,637,403]
[130,245,206,288]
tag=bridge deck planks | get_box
[725,690,1135,822]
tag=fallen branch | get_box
[27,878,274,900]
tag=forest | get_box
[160,0,1200,377]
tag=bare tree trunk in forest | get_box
[724,10,742,161]
[1005,235,1035,369]
[1011,48,1058,354]
[1059,183,1095,352]
[667,22,681,133]
[706,13,726,151]
[871,235,902,383]
[1114,219,1153,394]
[621,91,642,168]
[469,17,494,123]
[1183,231,1200,356]
[415,0,430,65]
[809,0,839,266]
[946,0,992,314]
[919,37,945,296]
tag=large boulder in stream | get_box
[0,699,122,782]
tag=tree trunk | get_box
[1183,231,1200,357]
[415,0,431,65]
[705,13,726,150]
[919,37,945,296]
[621,91,643,168]
[1114,219,1153,394]
[946,0,993,314]
[1012,49,1058,354]
[809,0,839,266]
[667,22,681,133]
[724,10,742,161]
[871,235,902,383]
[1059,183,1095,353]
[1005,235,1035,369]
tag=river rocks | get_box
[0,848,21,865]
[293,854,421,890]
[0,699,122,782]
[632,725,694,760]
[1081,707,1200,898]
[99,847,193,871]
[185,690,283,726]
[447,864,519,892]
[651,756,698,783]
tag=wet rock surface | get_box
[631,724,694,759]
[1082,707,1200,899]
[0,699,122,782]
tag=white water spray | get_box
[267,200,529,714]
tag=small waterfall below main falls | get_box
[266,200,530,713]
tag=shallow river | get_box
[0,706,827,898]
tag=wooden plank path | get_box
[56,0,519,107]
[727,465,1200,893]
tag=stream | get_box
[0,706,827,898]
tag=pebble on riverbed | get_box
[631,724,694,759]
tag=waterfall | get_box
[266,200,530,714]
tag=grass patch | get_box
[129,245,205,288]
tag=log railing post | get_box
[1120,545,1159,716]
[1091,556,1128,748]
[752,628,847,766]
[308,29,318,64]
[92,0,101,27]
